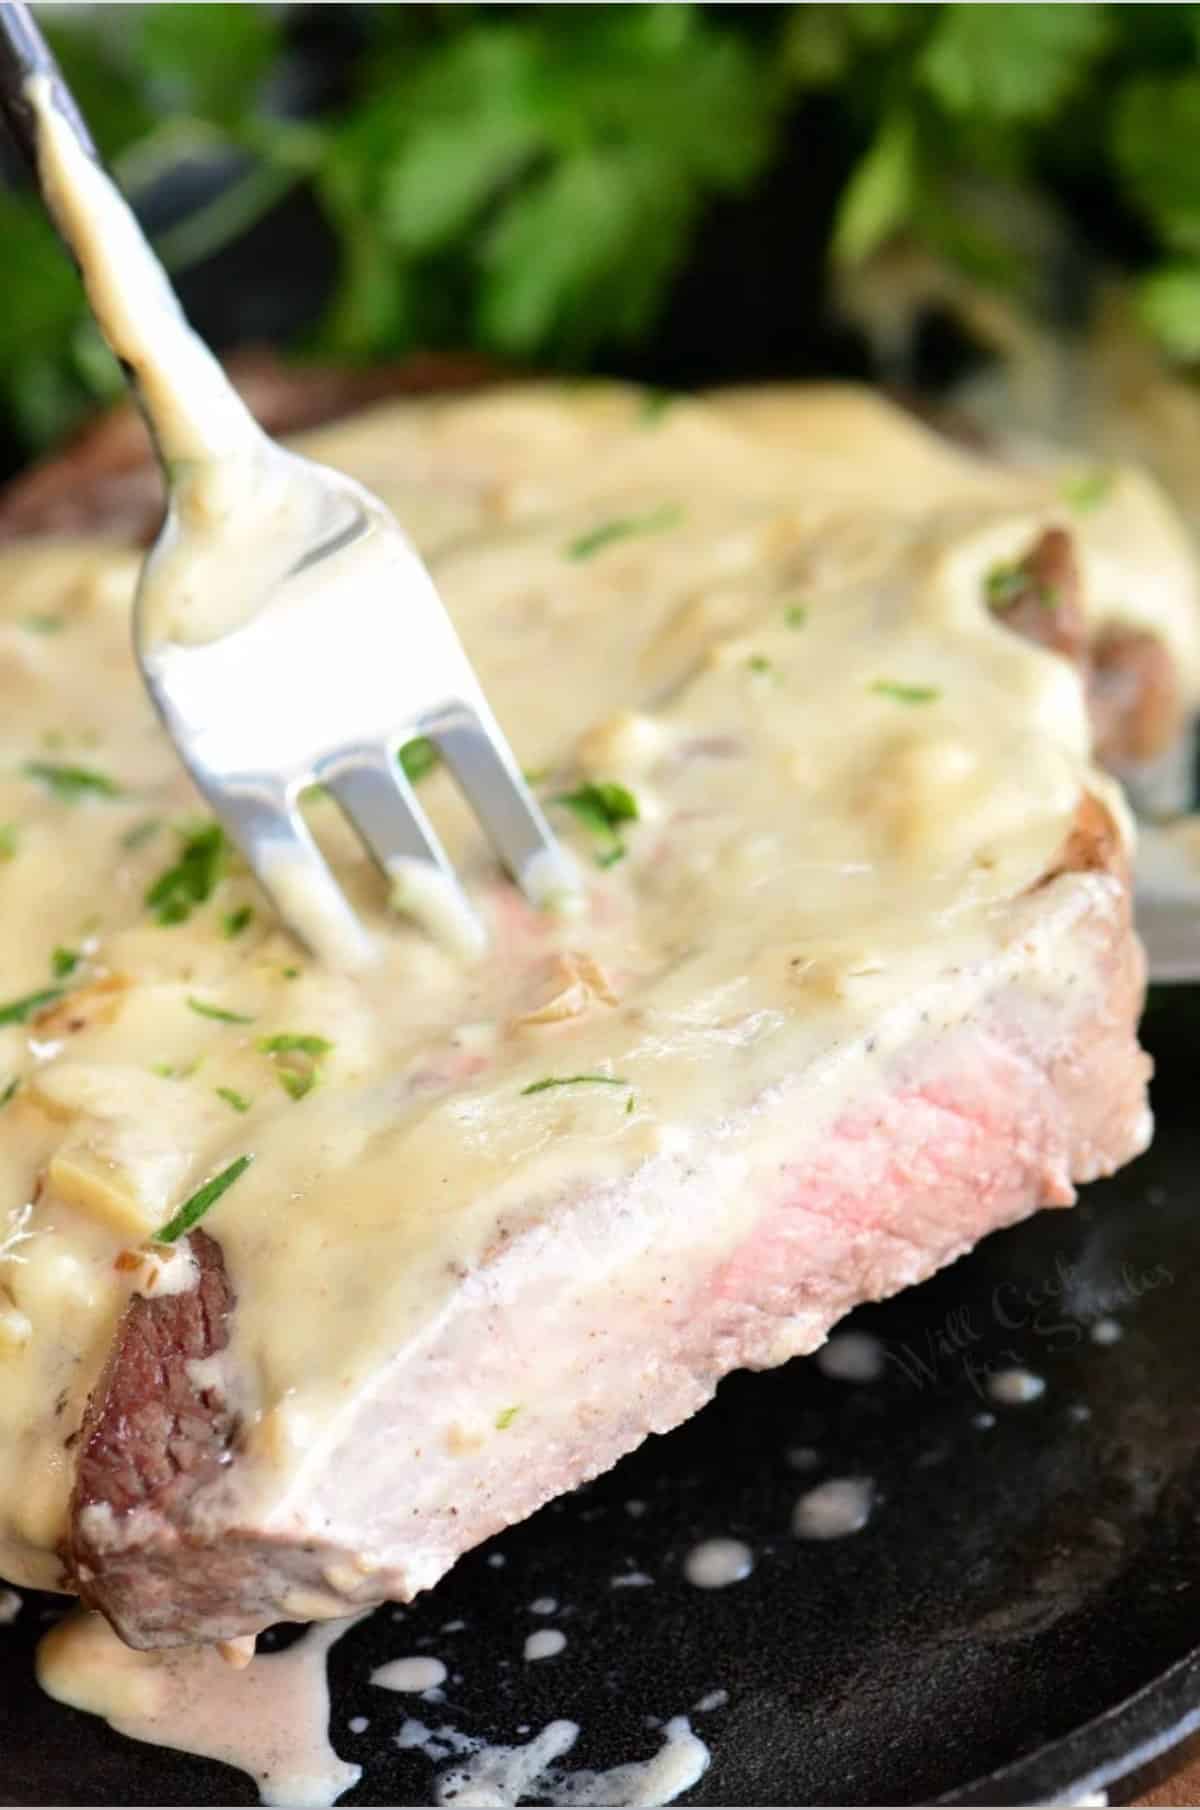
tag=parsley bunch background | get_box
[1,2,1199,466]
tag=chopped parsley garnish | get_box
[155,1154,253,1244]
[984,563,1059,612]
[784,604,808,629]
[566,503,683,562]
[281,966,301,979]
[0,1079,18,1109]
[146,822,226,925]
[22,614,64,635]
[258,1032,333,1101]
[121,818,161,851]
[398,736,440,785]
[747,653,773,675]
[639,387,674,425]
[0,825,16,861]
[495,1404,523,1430]
[870,680,941,705]
[552,780,639,869]
[1061,468,1113,513]
[521,1073,629,1096]
[223,905,254,939]
[24,760,121,801]
[0,987,63,1026]
[51,947,80,979]
[215,1086,252,1114]
[258,1033,333,1057]
[187,997,254,1025]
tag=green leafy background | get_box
[4,3,1200,458]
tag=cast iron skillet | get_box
[0,991,1197,1807]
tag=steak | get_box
[0,376,1178,1649]
[66,796,1150,1649]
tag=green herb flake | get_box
[223,905,254,939]
[187,997,255,1025]
[51,947,80,979]
[1061,469,1113,513]
[870,679,941,706]
[638,388,674,425]
[521,1073,629,1096]
[22,613,64,635]
[258,1033,333,1057]
[121,818,161,851]
[259,1032,332,1101]
[155,1154,253,1244]
[215,1086,252,1114]
[784,604,808,629]
[566,503,683,562]
[146,822,226,925]
[495,1404,522,1430]
[985,563,1060,613]
[747,653,773,676]
[553,780,639,869]
[398,736,440,785]
[0,987,63,1026]
[0,1078,18,1109]
[278,1068,316,1101]
[24,760,121,801]
[0,825,16,862]
[281,966,301,980]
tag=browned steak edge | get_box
[988,527,1184,764]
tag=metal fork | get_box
[0,3,576,965]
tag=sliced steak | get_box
[67,797,1150,1649]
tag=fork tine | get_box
[432,702,579,905]
[323,748,484,958]
[217,781,375,969]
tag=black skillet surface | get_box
[1,991,1198,1808]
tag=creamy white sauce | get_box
[529,1596,558,1615]
[522,1628,566,1662]
[1090,1316,1123,1345]
[37,1609,362,1806]
[347,1715,369,1735]
[371,1654,448,1693]
[682,1537,754,1589]
[792,1476,875,1540]
[815,1329,885,1383]
[693,1689,728,1713]
[402,1714,709,1808]
[611,1572,655,1589]
[987,1367,1046,1405]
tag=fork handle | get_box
[0,2,97,177]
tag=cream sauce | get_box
[682,1537,754,1589]
[1091,1316,1123,1345]
[815,1330,886,1383]
[522,1628,566,1662]
[0,90,1196,1608]
[791,1476,875,1540]
[37,1608,362,1805]
[401,1714,710,1808]
[371,1654,448,1693]
[987,1368,1046,1405]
